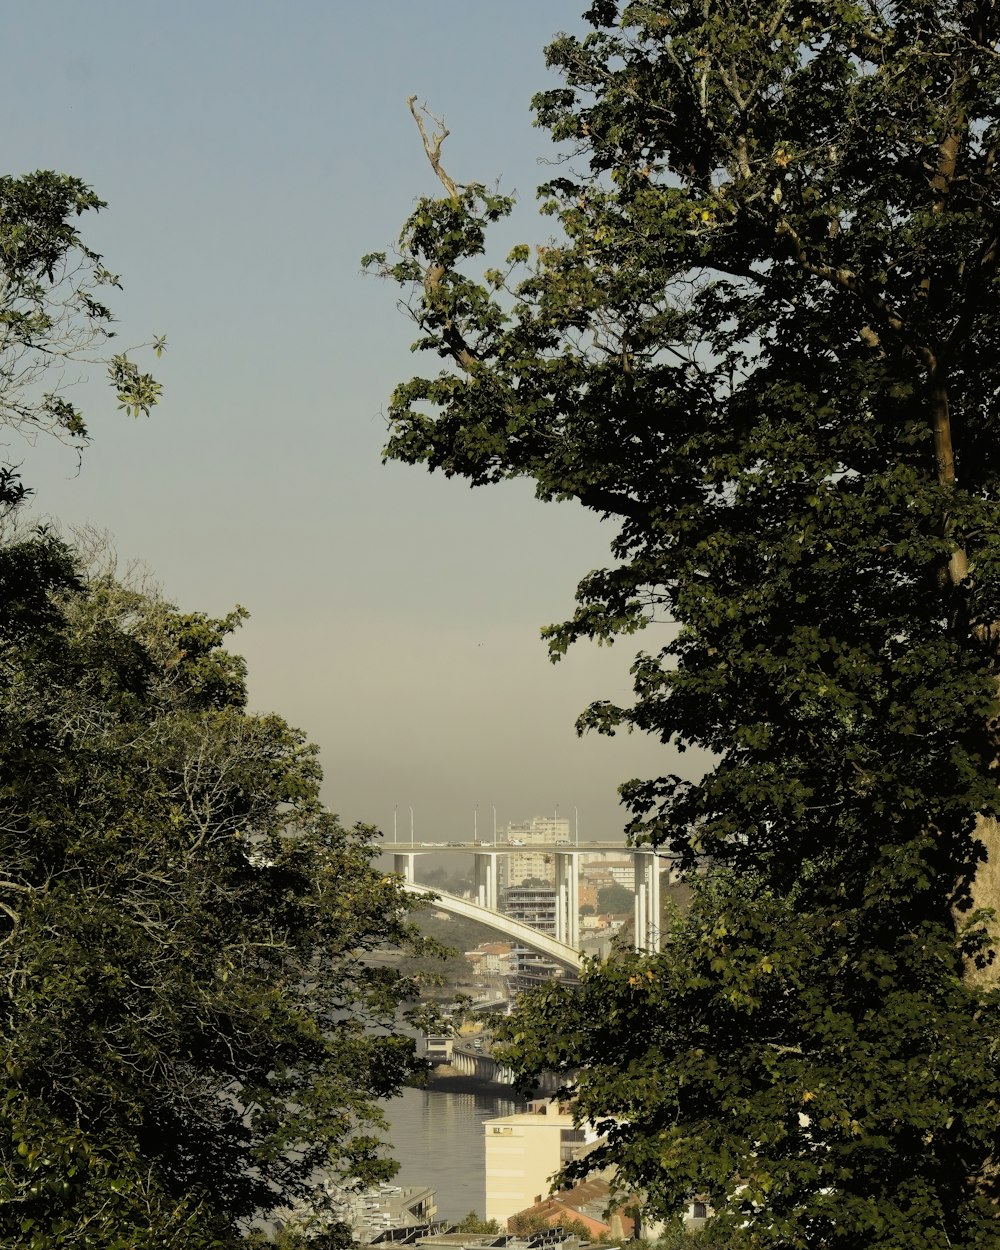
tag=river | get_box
[382,1084,525,1222]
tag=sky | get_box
[7,2,709,843]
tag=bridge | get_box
[421,1034,562,1090]
[399,880,583,970]
[389,842,664,956]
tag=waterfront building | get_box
[483,1101,593,1226]
[352,1184,438,1241]
[580,913,610,931]
[509,1175,711,1240]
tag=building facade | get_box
[501,884,564,992]
[483,1102,591,1226]
[502,885,557,934]
[502,817,571,887]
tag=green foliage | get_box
[396,906,508,993]
[0,170,162,505]
[0,533,432,1247]
[452,1210,503,1234]
[651,1231,725,1250]
[244,1222,355,1250]
[507,1211,558,1237]
[500,869,1000,1247]
[372,1,1000,1246]
[506,1212,600,1240]
[392,913,474,993]
[597,883,634,915]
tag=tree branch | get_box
[576,484,648,522]
[775,218,914,346]
[407,97,461,201]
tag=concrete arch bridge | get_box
[399,879,582,971]
[392,843,663,961]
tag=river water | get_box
[382,1085,524,1222]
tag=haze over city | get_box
[9,1,707,843]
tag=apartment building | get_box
[502,816,571,887]
[580,858,634,889]
[502,884,557,934]
[483,1101,592,1226]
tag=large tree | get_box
[369,2,1000,1245]
[0,536,429,1248]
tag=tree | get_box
[369,3,1000,1246]
[452,1211,504,1234]
[597,883,634,915]
[507,1211,555,1238]
[0,535,431,1247]
[507,1210,597,1240]
[0,170,163,508]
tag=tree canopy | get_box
[0,170,163,508]
[596,882,636,915]
[370,2,1000,1246]
[0,535,430,1248]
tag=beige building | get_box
[465,941,514,976]
[483,1101,592,1226]
[503,817,571,887]
[580,858,634,889]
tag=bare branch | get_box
[407,96,461,200]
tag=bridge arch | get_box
[399,881,583,970]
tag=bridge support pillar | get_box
[633,851,662,953]
[393,853,417,884]
[554,852,580,950]
[473,852,499,912]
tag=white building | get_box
[580,857,634,889]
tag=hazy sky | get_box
[9,2,708,842]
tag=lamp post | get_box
[409,806,414,843]
[574,805,579,846]
[393,805,397,845]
